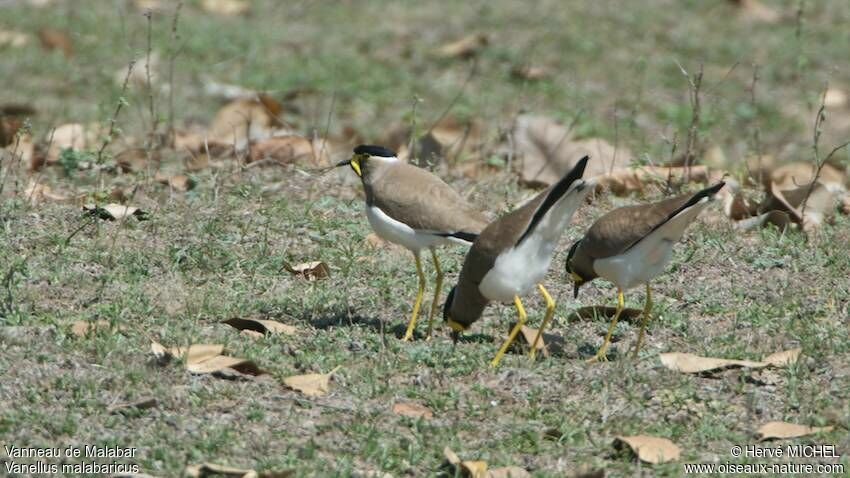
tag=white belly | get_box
[366,206,450,253]
[593,242,674,290]
[479,232,554,302]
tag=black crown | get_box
[353,144,396,158]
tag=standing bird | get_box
[443,156,592,367]
[566,182,725,362]
[337,145,488,341]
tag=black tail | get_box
[516,155,589,245]
[436,231,478,243]
[624,181,725,252]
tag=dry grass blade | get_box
[659,349,801,374]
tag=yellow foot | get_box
[585,350,609,364]
[402,332,414,342]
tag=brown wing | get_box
[368,163,487,235]
[580,194,693,260]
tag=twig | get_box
[674,60,703,185]
[144,10,157,140]
[97,60,136,164]
[748,64,765,186]
[166,2,184,142]
[800,86,850,219]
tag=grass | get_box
[2,0,850,477]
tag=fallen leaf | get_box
[659,349,801,374]
[46,122,106,164]
[108,397,158,415]
[486,466,531,478]
[756,421,834,440]
[760,181,837,231]
[83,203,149,221]
[0,30,29,48]
[282,260,330,280]
[594,165,714,195]
[24,181,73,205]
[761,348,802,367]
[507,324,547,358]
[511,64,550,81]
[223,318,298,336]
[208,96,283,150]
[150,342,264,377]
[570,305,643,323]
[115,148,158,173]
[735,210,793,232]
[613,435,680,464]
[434,33,487,59]
[769,161,846,193]
[37,27,73,57]
[154,171,195,192]
[723,192,759,220]
[442,447,489,478]
[824,88,848,109]
[509,114,631,188]
[392,401,434,420]
[283,366,340,397]
[70,320,110,337]
[731,0,781,24]
[201,0,250,16]
[248,135,315,165]
[114,53,159,89]
[184,462,294,478]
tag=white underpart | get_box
[366,206,461,254]
[594,198,711,290]
[480,179,593,302]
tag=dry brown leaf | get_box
[824,88,848,109]
[223,318,298,336]
[24,181,73,205]
[434,33,487,59]
[511,114,631,188]
[46,122,105,163]
[761,348,802,367]
[392,401,434,420]
[283,260,330,280]
[108,397,158,415]
[735,210,793,232]
[83,203,149,221]
[660,349,801,374]
[614,435,680,464]
[185,462,294,478]
[154,171,195,192]
[594,165,713,196]
[70,320,110,337]
[769,161,846,193]
[486,466,531,478]
[509,324,547,358]
[37,27,73,57]
[248,135,314,165]
[511,64,550,81]
[283,366,340,397]
[0,30,29,48]
[732,0,781,23]
[756,421,834,440]
[571,305,643,323]
[442,447,490,478]
[723,192,759,220]
[660,352,766,373]
[201,0,250,16]
[209,96,282,149]
[151,342,264,376]
[116,148,158,173]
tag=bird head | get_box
[565,240,589,298]
[335,144,397,178]
[442,285,467,344]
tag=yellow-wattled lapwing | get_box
[443,156,592,367]
[566,181,725,362]
[337,145,488,341]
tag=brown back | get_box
[363,161,487,235]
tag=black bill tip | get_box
[573,282,581,299]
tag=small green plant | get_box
[57,148,95,176]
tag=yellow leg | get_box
[491,296,527,367]
[425,248,443,340]
[632,284,652,358]
[586,288,624,363]
[529,283,555,360]
[402,252,426,341]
